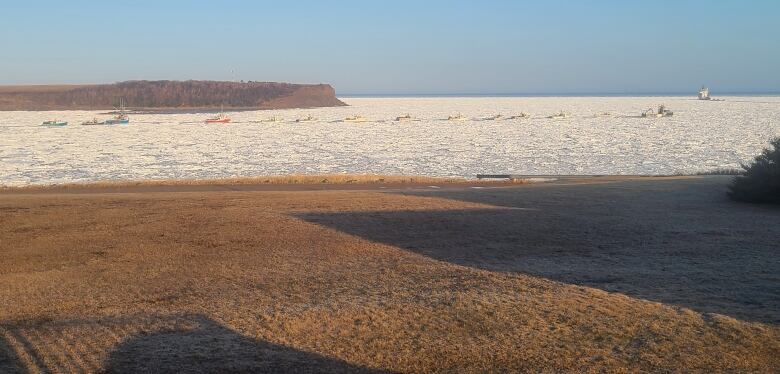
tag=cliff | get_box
[0,80,346,110]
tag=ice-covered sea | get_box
[1,96,779,187]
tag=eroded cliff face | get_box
[260,84,346,109]
[0,80,346,110]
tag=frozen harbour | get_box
[1,96,779,187]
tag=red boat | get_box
[205,106,231,123]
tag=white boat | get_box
[105,99,130,124]
[447,113,468,121]
[698,86,711,100]
[547,111,568,119]
[483,114,503,121]
[395,114,413,121]
[295,115,317,123]
[344,115,368,123]
[641,105,673,118]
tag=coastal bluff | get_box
[0,80,346,110]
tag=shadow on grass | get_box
[297,178,780,324]
[0,314,382,373]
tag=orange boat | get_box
[206,106,231,123]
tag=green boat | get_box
[41,120,68,127]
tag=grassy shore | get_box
[0,176,777,372]
[0,174,529,194]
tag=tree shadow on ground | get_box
[297,178,780,324]
[0,314,382,373]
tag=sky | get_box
[1,0,778,94]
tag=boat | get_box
[344,115,368,123]
[698,86,711,100]
[105,99,130,124]
[81,118,106,126]
[507,112,530,120]
[547,111,568,119]
[447,113,468,121]
[261,116,284,123]
[483,114,503,121]
[205,105,231,123]
[395,114,413,121]
[295,115,317,123]
[41,120,67,127]
[641,105,673,118]
[697,86,723,101]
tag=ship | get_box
[698,86,711,100]
[547,111,568,119]
[395,114,413,121]
[295,115,317,123]
[447,113,468,121]
[344,115,369,123]
[205,105,231,123]
[483,114,503,121]
[81,118,106,126]
[41,120,67,127]
[641,105,673,118]
[105,99,130,124]
[261,116,284,123]
[507,112,530,120]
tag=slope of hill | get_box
[0,80,346,110]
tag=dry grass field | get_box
[0,176,778,372]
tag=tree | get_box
[728,137,780,204]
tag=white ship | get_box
[447,113,468,121]
[698,86,711,100]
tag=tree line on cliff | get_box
[0,80,327,109]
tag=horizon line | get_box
[338,91,780,98]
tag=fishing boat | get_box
[507,112,530,120]
[447,113,468,121]
[105,99,130,124]
[344,115,368,123]
[641,105,673,118]
[81,118,107,126]
[41,120,67,127]
[261,116,284,123]
[295,115,317,123]
[547,111,568,119]
[395,114,413,121]
[484,114,503,121]
[205,105,231,123]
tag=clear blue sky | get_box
[1,0,778,94]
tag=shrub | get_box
[728,137,780,204]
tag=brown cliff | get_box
[0,80,346,111]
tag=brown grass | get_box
[0,176,777,373]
